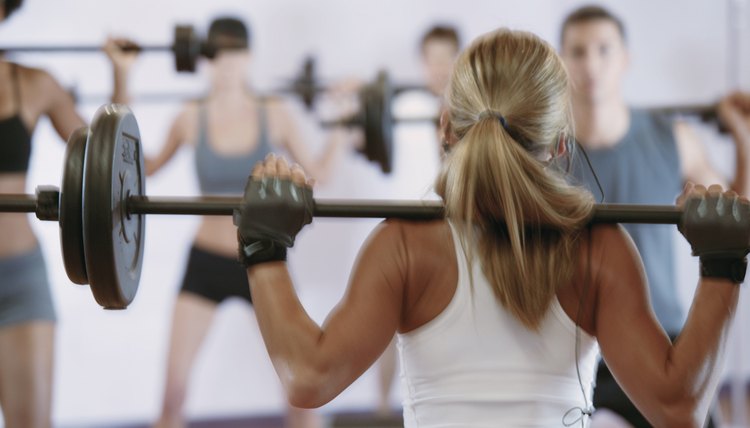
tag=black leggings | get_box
[180,246,252,304]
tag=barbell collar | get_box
[0,189,61,221]
[35,186,60,221]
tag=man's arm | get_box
[676,92,750,195]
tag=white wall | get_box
[0,0,748,426]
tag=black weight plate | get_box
[60,127,89,285]
[173,25,199,72]
[376,71,394,174]
[83,105,145,309]
[362,71,394,174]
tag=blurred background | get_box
[0,0,748,426]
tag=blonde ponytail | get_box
[436,29,594,329]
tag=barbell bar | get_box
[0,25,218,73]
[56,50,722,174]
[316,70,729,174]
[67,56,319,108]
[0,189,683,222]
[0,104,696,311]
[277,57,724,126]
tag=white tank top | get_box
[397,223,600,427]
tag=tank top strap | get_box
[196,100,209,149]
[256,96,273,152]
[11,63,21,112]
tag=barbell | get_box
[0,25,218,72]
[268,59,727,174]
[54,47,723,175]
[67,56,320,109]
[0,104,694,310]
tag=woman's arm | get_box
[249,221,407,407]
[595,189,742,427]
[719,92,750,195]
[144,105,195,176]
[245,156,407,408]
[103,38,139,105]
[269,97,353,184]
[676,92,750,196]
[30,69,85,141]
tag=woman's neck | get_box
[572,97,630,150]
[209,83,252,103]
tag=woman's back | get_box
[395,220,599,427]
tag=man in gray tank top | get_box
[559,5,750,428]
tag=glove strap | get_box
[238,239,287,267]
[699,256,747,283]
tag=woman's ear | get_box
[556,133,568,157]
[439,108,457,147]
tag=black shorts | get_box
[593,334,715,428]
[180,246,252,304]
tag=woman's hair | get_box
[560,5,627,46]
[435,28,594,329]
[3,0,23,19]
[420,24,460,54]
[207,16,251,54]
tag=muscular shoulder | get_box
[263,95,293,122]
[587,223,645,291]
[363,219,451,268]
[170,101,201,143]
[588,223,637,264]
[17,65,67,106]
[560,223,640,334]
[178,100,200,120]
[385,219,455,281]
[376,218,450,248]
[378,219,457,332]
[18,65,58,89]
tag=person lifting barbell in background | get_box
[233,27,749,427]
[373,23,462,419]
[105,15,360,428]
[559,5,750,427]
[0,1,128,427]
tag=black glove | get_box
[679,192,750,283]
[233,177,314,267]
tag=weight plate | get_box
[376,71,394,174]
[362,71,394,174]
[173,25,199,72]
[60,127,89,285]
[83,105,145,309]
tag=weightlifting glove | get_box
[233,177,314,267]
[679,192,750,283]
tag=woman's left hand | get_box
[235,154,315,266]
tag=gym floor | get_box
[61,410,405,428]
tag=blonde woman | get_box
[234,29,745,427]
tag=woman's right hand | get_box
[326,78,366,150]
[678,182,750,283]
[104,37,139,104]
[102,37,139,73]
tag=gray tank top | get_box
[572,109,684,333]
[195,100,273,195]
